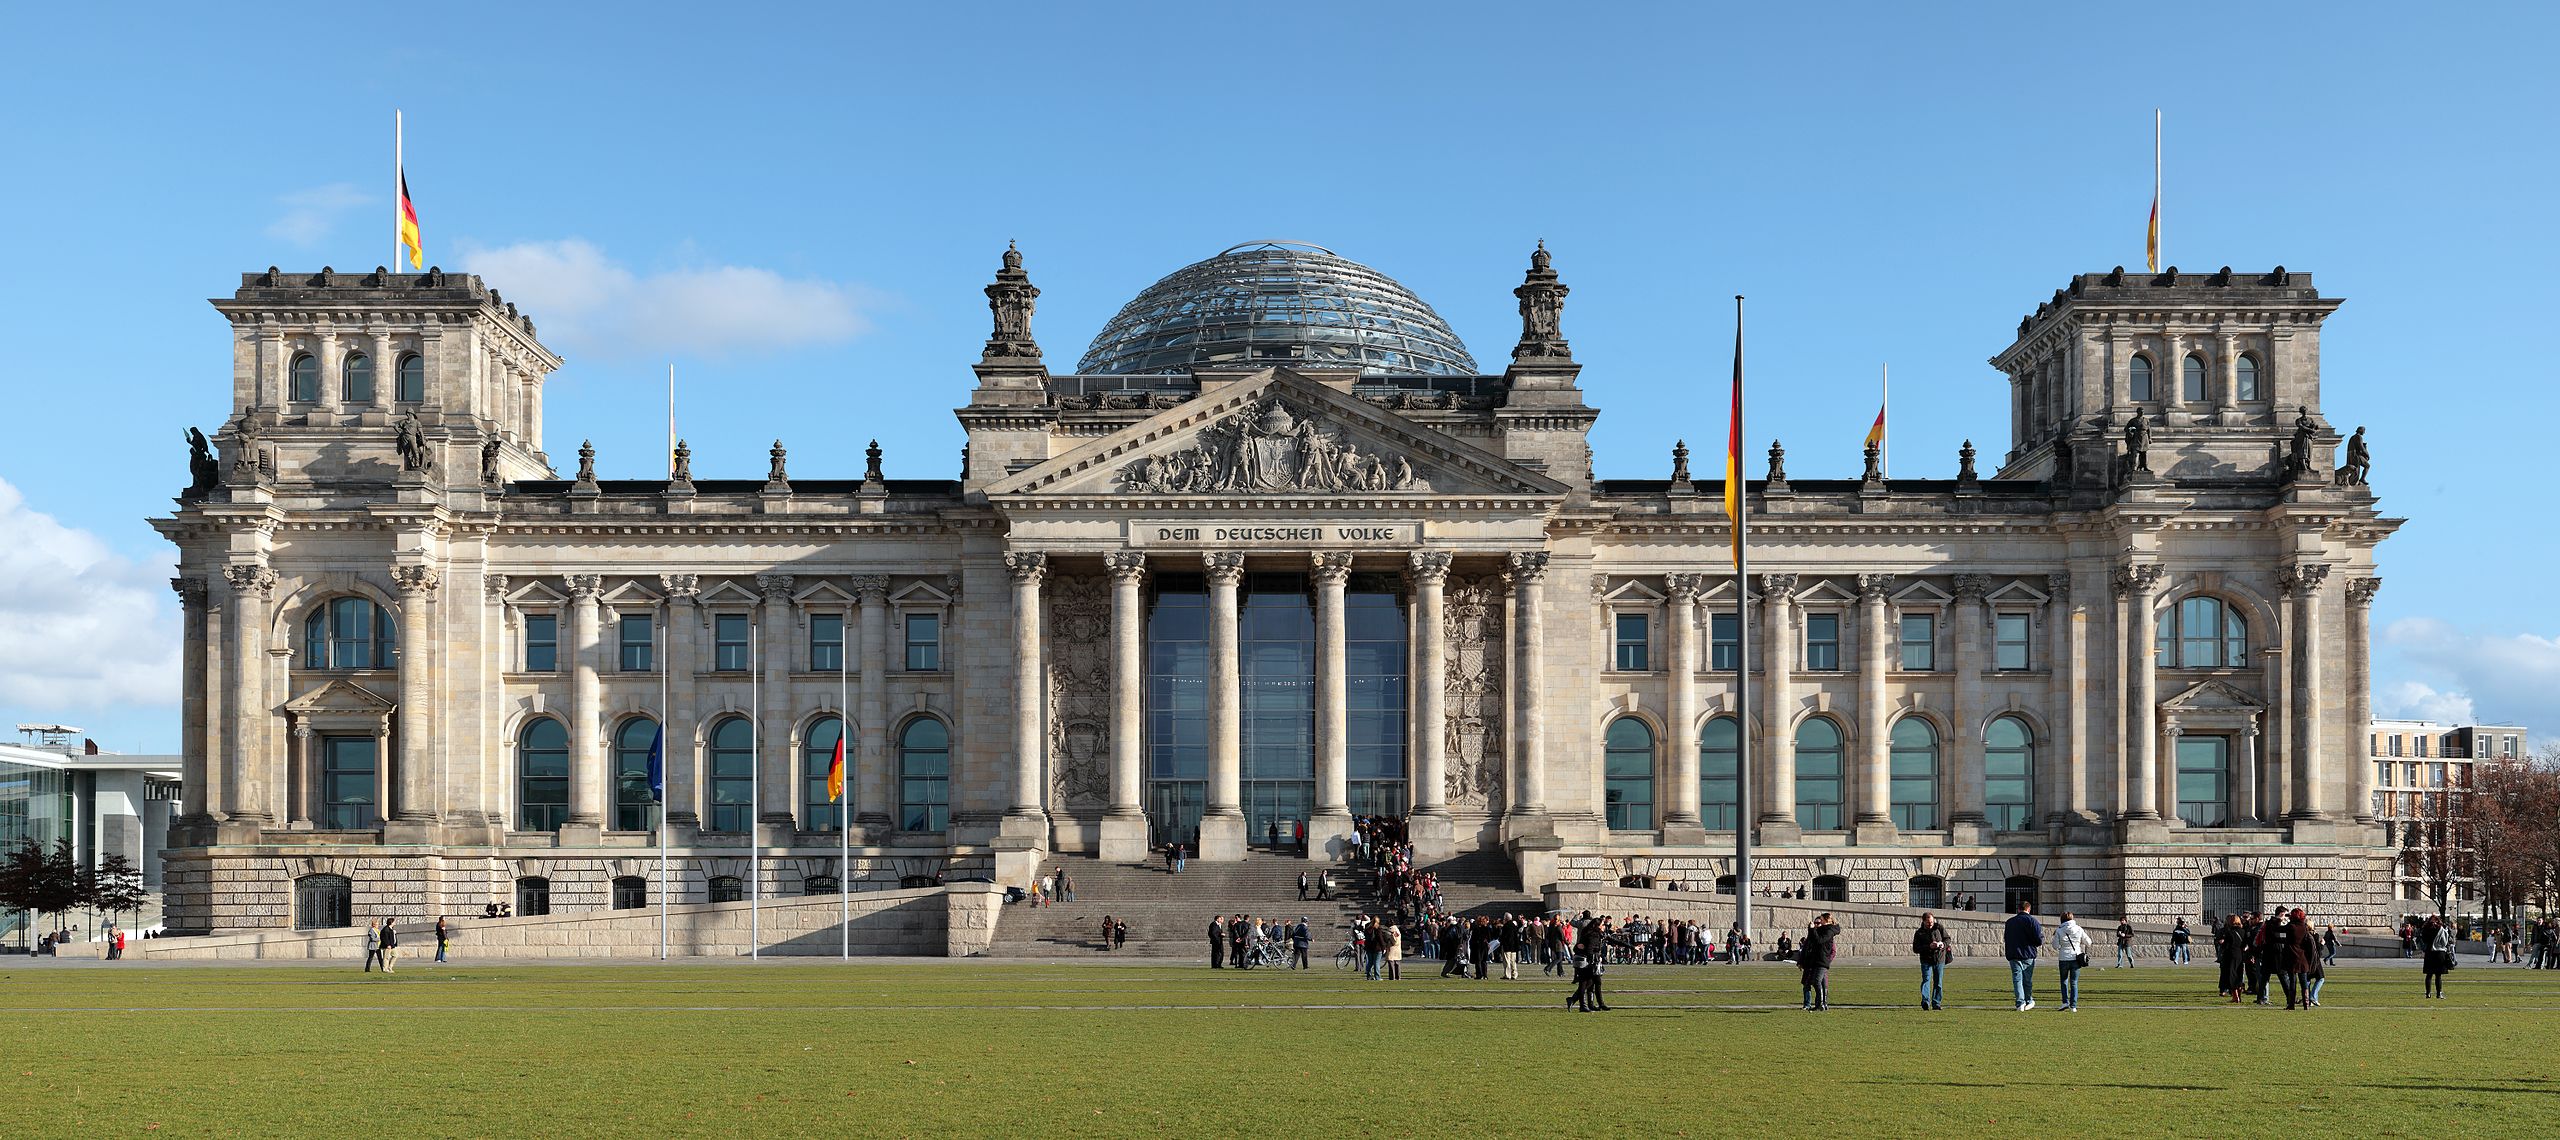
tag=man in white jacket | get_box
[2053,913,2093,1011]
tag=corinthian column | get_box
[1002,553,1049,837]
[171,577,211,830]
[1664,573,1708,838]
[849,574,891,833]
[756,574,796,832]
[1199,552,1247,860]
[661,574,703,832]
[388,564,442,835]
[1758,573,1800,840]
[2050,573,2083,825]
[1854,573,1893,838]
[1407,551,1455,857]
[1949,574,1993,833]
[565,574,605,837]
[1099,554,1152,862]
[2349,577,2382,823]
[1309,553,1355,859]
[2120,563,2165,822]
[2288,563,2333,821]
[220,563,275,830]
[1506,552,1551,826]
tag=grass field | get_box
[1,960,2550,1137]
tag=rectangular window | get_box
[618,614,654,672]
[2375,761,2392,790]
[1614,613,1650,671]
[2389,735,2402,757]
[2506,735,2519,758]
[321,735,379,830]
[2416,736,2430,758]
[1994,613,2031,671]
[1899,613,1936,671]
[714,614,751,671]
[2404,762,2421,787]
[810,614,845,672]
[1709,613,1740,671]
[2174,735,2231,827]
[904,612,941,671]
[1804,613,1840,671]
[523,614,558,672]
[2429,763,2446,788]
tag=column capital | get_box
[1003,551,1049,585]
[222,563,275,598]
[2114,562,2164,597]
[1201,551,1245,585]
[564,573,605,600]
[2043,572,2071,603]
[484,574,511,601]
[1951,573,1994,601]
[2348,576,2382,607]
[390,564,441,596]
[169,576,209,606]
[1758,571,1799,599]
[2281,562,2332,596]
[1504,550,1549,584]
[849,573,891,602]
[1313,551,1358,583]
[660,572,703,600]
[1664,572,1708,600]
[755,572,797,601]
[1104,551,1149,584]
[1402,550,1448,584]
[1854,572,1894,602]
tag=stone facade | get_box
[153,251,2405,942]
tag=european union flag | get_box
[646,724,665,803]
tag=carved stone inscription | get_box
[1445,574,1506,813]
[1046,575,1110,810]
[1130,522,1419,548]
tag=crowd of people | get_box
[2209,908,2348,1006]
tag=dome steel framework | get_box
[1075,241,1480,377]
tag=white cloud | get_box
[2380,616,2560,737]
[0,478,178,716]
[2374,679,2475,726]
[456,239,873,357]
[264,183,373,247]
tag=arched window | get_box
[1603,718,1656,831]
[343,352,375,403]
[2129,355,2154,402]
[289,352,321,402]
[517,718,569,831]
[2155,596,2249,668]
[302,597,396,670]
[706,875,745,904]
[2180,354,2206,402]
[803,874,841,896]
[1795,718,1845,831]
[1984,716,2036,830]
[1908,875,1946,909]
[804,715,846,832]
[610,876,647,910]
[1811,875,1849,903]
[899,718,950,832]
[2235,354,2260,401]
[395,353,425,403]
[1888,718,1940,830]
[1699,716,1741,830]
[613,718,660,832]
[294,873,352,929]
[708,716,755,834]
[514,875,551,917]
[2004,875,2041,913]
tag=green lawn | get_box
[1,961,2550,1137]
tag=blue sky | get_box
[2,2,2553,752]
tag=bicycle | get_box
[1335,941,1362,970]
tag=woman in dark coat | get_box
[2213,914,2248,1001]
[2421,915,2456,998]
[1798,914,1840,1011]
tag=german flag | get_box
[826,732,846,803]
[398,171,423,269]
[1724,299,1744,567]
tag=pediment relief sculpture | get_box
[1115,396,1427,494]
[2160,679,2265,712]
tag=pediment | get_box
[284,679,396,716]
[2160,679,2266,712]
[987,369,1570,499]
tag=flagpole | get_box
[668,364,678,475]
[659,599,670,961]
[1732,294,1753,949]
[393,110,404,273]
[2154,110,2164,271]
[840,606,851,959]
[750,620,761,961]
[1879,363,1889,479]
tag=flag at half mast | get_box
[826,732,846,804]
[1723,299,1745,567]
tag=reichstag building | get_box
[156,241,2400,933]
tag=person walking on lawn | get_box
[1798,913,1840,1011]
[2054,912,2092,1011]
[2004,899,2045,1011]
[1911,912,1953,1010]
[378,918,399,973]
[2114,918,2136,968]
[362,921,382,972]
[2421,914,2455,999]
[434,916,449,963]
[2214,913,2249,1001]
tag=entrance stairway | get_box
[983,848,1539,959]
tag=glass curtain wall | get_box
[1344,573,1407,818]
[0,758,74,949]
[1146,574,1209,848]
[1240,573,1314,845]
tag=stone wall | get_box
[136,886,964,960]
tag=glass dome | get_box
[1075,241,1480,377]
